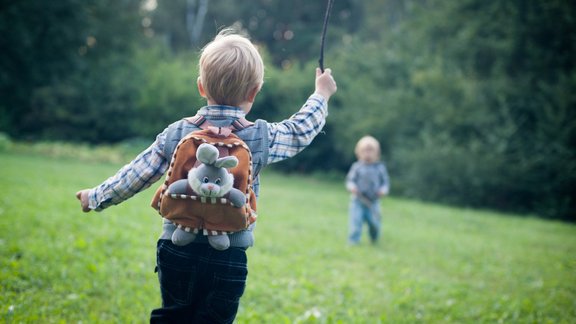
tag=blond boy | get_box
[345,136,390,245]
[76,29,337,322]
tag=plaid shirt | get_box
[89,94,328,211]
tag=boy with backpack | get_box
[75,28,337,323]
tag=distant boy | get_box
[345,135,390,245]
[76,28,337,323]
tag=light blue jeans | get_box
[348,198,381,244]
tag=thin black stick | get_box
[319,0,334,73]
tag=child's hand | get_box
[378,189,389,198]
[346,183,358,194]
[76,189,91,212]
[314,68,337,100]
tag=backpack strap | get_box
[231,118,254,131]
[185,115,207,128]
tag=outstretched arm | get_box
[75,132,169,212]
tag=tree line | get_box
[1,0,574,221]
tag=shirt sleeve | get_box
[88,130,169,211]
[379,163,390,195]
[345,162,359,191]
[266,94,328,164]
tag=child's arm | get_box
[267,68,337,163]
[345,162,359,194]
[378,163,390,197]
[75,132,169,212]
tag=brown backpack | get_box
[150,116,257,235]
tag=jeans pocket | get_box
[156,240,198,306]
[206,271,247,323]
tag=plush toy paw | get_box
[208,234,231,250]
[171,227,196,246]
[228,188,246,208]
[167,179,189,195]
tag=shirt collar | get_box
[197,105,246,119]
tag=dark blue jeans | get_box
[150,240,248,324]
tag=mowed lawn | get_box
[1,151,575,323]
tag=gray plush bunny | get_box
[166,143,246,250]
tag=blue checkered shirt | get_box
[89,94,328,210]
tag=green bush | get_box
[3,0,574,221]
[0,133,12,151]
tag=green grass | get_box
[1,151,575,323]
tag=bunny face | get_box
[186,143,239,198]
[188,164,234,198]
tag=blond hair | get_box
[198,28,264,106]
[354,135,381,163]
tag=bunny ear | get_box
[214,156,238,169]
[196,143,219,165]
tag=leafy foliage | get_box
[0,0,574,220]
[145,0,361,65]
[0,0,143,138]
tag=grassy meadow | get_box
[0,150,575,323]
